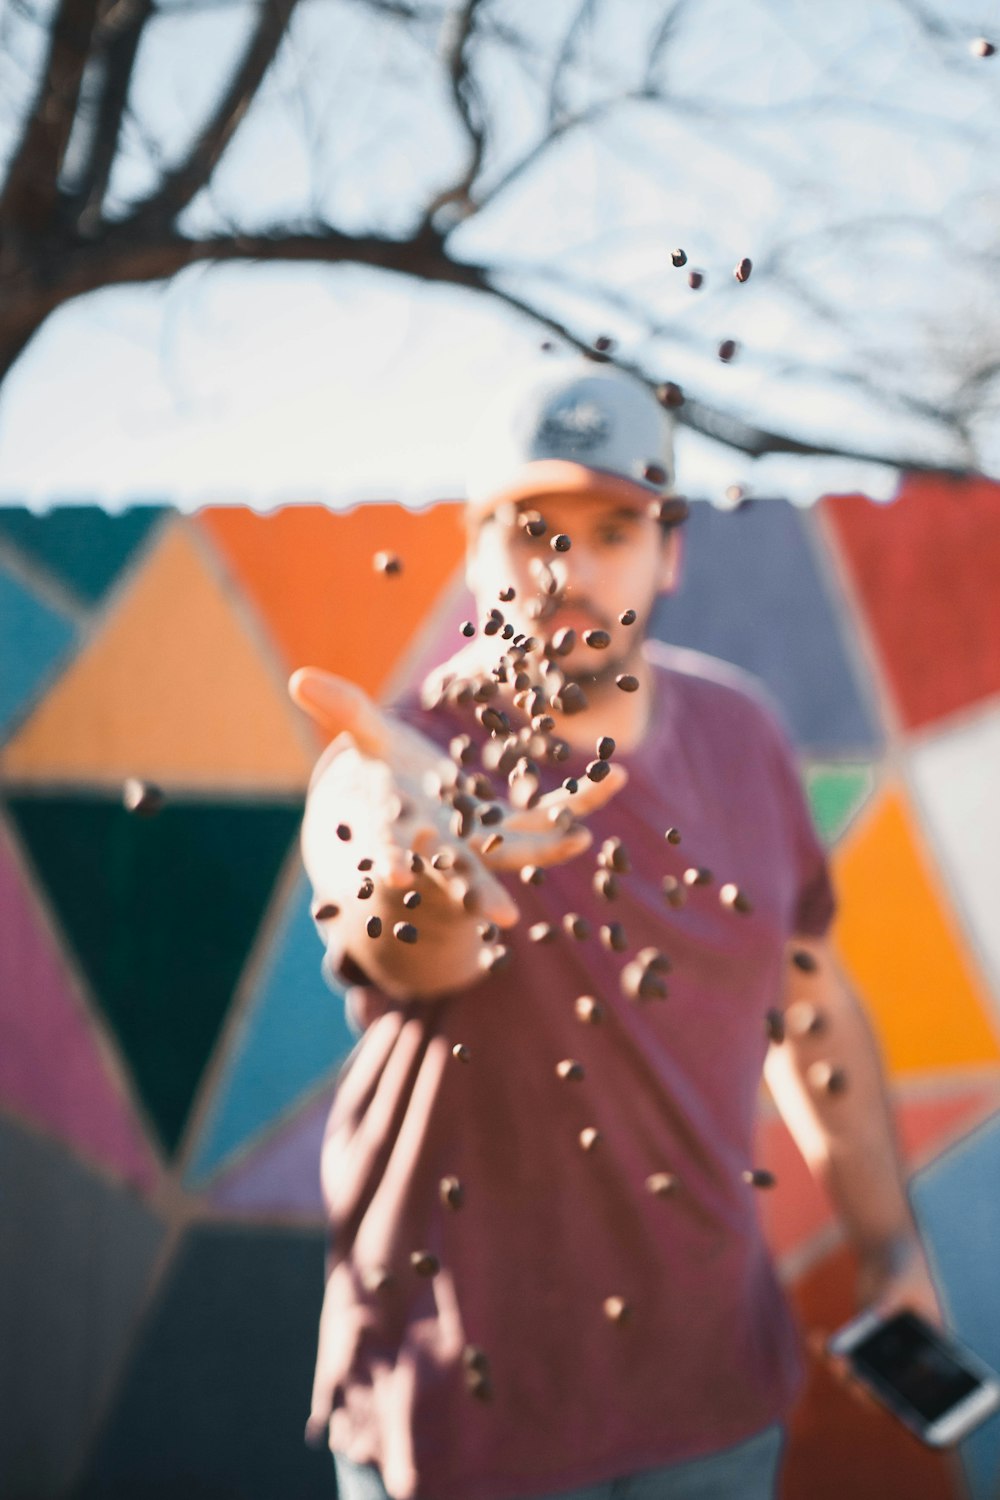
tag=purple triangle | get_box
[207,1082,336,1216]
[0,834,159,1190]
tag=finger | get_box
[423,853,520,928]
[504,764,629,833]
[480,823,594,872]
[289,667,388,757]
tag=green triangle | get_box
[0,505,166,607]
[6,792,302,1155]
[805,763,876,846]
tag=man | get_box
[290,363,938,1500]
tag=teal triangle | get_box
[805,763,875,846]
[0,562,77,740]
[186,872,355,1185]
[0,505,166,606]
[5,793,302,1155]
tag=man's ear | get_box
[658,528,683,594]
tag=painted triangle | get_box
[0,831,159,1189]
[0,561,77,743]
[0,519,314,791]
[5,792,301,1156]
[805,763,875,846]
[0,504,165,606]
[207,1084,334,1217]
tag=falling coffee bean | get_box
[452,1043,471,1063]
[791,948,818,973]
[366,916,382,938]
[616,674,639,692]
[556,1059,585,1082]
[645,1171,678,1197]
[664,827,682,845]
[529,921,557,944]
[358,877,375,899]
[499,586,516,601]
[670,248,687,267]
[807,1061,847,1096]
[460,621,476,638]
[373,551,402,576]
[742,1168,776,1190]
[393,921,418,943]
[594,870,620,900]
[596,736,615,760]
[403,890,421,909]
[122,778,164,816]
[552,626,576,655]
[643,462,668,486]
[682,866,712,887]
[619,609,636,625]
[575,996,604,1024]
[440,1176,465,1209]
[583,629,611,649]
[661,875,686,908]
[579,1126,603,1150]
[600,922,628,953]
[971,36,995,57]
[719,882,752,914]
[786,1001,826,1038]
[655,381,684,409]
[688,269,704,289]
[357,857,374,871]
[337,823,352,841]
[563,777,580,794]
[586,759,611,783]
[360,1266,394,1294]
[551,533,571,553]
[734,256,753,283]
[313,902,339,921]
[718,338,738,362]
[603,1296,632,1325]
[765,1008,785,1044]
[410,1251,440,1276]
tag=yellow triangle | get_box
[831,784,1000,1076]
[1,521,313,791]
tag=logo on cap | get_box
[535,397,612,456]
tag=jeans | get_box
[333,1422,785,1500]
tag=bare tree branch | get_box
[125,0,302,233]
[72,0,154,232]
[0,0,102,234]
[421,0,487,228]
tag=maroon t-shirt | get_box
[313,642,834,1500]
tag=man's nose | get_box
[549,545,597,597]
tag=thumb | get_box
[290,668,388,758]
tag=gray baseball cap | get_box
[465,362,679,521]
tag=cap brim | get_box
[467,460,665,522]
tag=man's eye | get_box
[596,526,629,545]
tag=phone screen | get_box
[851,1311,981,1423]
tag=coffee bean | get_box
[373,551,402,575]
[479,804,504,827]
[337,823,352,841]
[645,1172,677,1197]
[452,1043,471,1063]
[478,921,500,943]
[366,916,382,938]
[635,946,671,974]
[553,682,588,714]
[583,629,611,649]
[791,948,818,973]
[461,621,476,637]
[552,626,576,655]
[600,922,628,952]
[643,462,668,487]
[499,586,516,601]
[122,778,164,816]
[463,1345,490,1372]
[664,827,682,845]
[579,1125,603,1150]
[718,338,738,362]
[971,36,995,57]
[807,1061,847,1096]
[410,1251,440,1276]
[594,333,614,352]
[393,921,418,943]
[357,877,375,899]
[440,1175,465,1209]
[603,1296,631,1325]
[520,866,544,886]
[670,248,687,267]
[719,882,753,914]
[529,921,557,943]
[575,996,604,1024]
[742,1168,776,1189]
[786,1001,826,1039]
[356,858,373,872]
[403,890,421,909]
[478,705,509,735]
[682,866,712,886]
[480,944,511,973]
[621,961,667,1001]
[586,759,611,783]
[661,875,686,908]
[655,381,685,409]
[600,837,630,873]
[650,497,690,526]
[596,736,615,760]
[551,534,571,553]
[556,1058,585,1081]
[688,269,704,289]
[563,777,580,793]
[594,870,619,900]
[765,1007,785,1044]
[616,674,639,692]
[313,902,339,921]
[408,851,425,874]
[734,256,753,283]
[466,1370,494,1402]
[481,833,504,854]
[483,618,501,637]
[521,510,547,538]
[563,913,591,941]
[360,1266,394,1294]
[619,609,636,626]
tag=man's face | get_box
[467,490,680,682]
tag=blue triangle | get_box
[911,1109,1000,1500]
[185,872,355,1184]
[0,562,77,741]
[0,505,165,607]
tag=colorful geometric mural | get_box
[2,478,1000,1499]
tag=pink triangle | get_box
[756,1078,1000,1261]
[0,834,159,1190]
[208,1082,336,1216]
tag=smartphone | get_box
[827,1308,1000,1447]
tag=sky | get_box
[0,0,997,511]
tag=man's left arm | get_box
[764,933,943,1326]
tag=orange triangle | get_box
[0,521,314,791]
[196,503,466,702]
[830,785,1000,1076]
